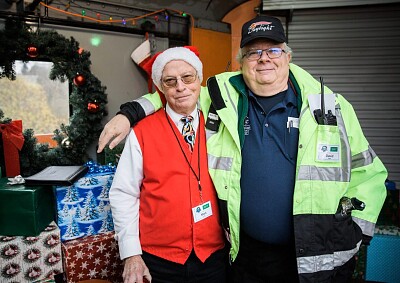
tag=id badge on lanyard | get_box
[192,201,213,223]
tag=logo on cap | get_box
[248,21,275,34]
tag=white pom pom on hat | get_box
[151,46,203,91]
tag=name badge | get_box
[192,201,213,223]
[317,144,340,162]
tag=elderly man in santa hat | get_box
[110,47,227,283]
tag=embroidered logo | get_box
[248,21,275,34]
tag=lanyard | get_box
[165,110,203,203]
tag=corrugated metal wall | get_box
[271,4,400,185]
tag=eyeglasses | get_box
[243,48,287,61]
[162,73,197,88]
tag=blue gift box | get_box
[365,232,400,283]
[55,163,116,242]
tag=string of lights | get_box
[37,1,195,43]
[39,1,193,26]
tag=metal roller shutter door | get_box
[274,3,400,186]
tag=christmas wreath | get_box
[0,18,107,176]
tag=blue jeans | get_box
[142,247,228,283]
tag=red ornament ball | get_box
[26,44,38,58]
[87,101,100,113]
[73,74,86,86]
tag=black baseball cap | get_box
[240,15,286,48]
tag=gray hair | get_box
[236,43,293,64]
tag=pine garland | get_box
[0,18,108,176]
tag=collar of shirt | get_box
[165,104,199,133]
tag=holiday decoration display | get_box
[0,178,55,236]
[55,162,116,241]
[0,222,63,283]
[0,19,108,177]
[62,231,123,283]
[0,120,24,177]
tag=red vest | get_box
[133,109,224,264]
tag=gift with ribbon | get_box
[0,120,24,177]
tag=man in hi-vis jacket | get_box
[101,16,387,283]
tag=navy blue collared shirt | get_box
[240,83,299,244]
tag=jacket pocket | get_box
[315,124,341,165]
[332,213,362,254]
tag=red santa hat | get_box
[151,46,203,91]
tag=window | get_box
[0,60,69,146]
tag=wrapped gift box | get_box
[365,226,400,283]
[0,178,55,236]
[0,222,63,283]
[55,163,116,242]
[62,231,123,283]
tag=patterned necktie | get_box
[181,115,195,151]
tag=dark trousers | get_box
[231,231,299,283]
[142,247,228,283]
[231,231,357,283]
[331,256,356,283]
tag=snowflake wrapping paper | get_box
[55,171,115,242]
[61,231,123,283]
[0,222,63,283]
